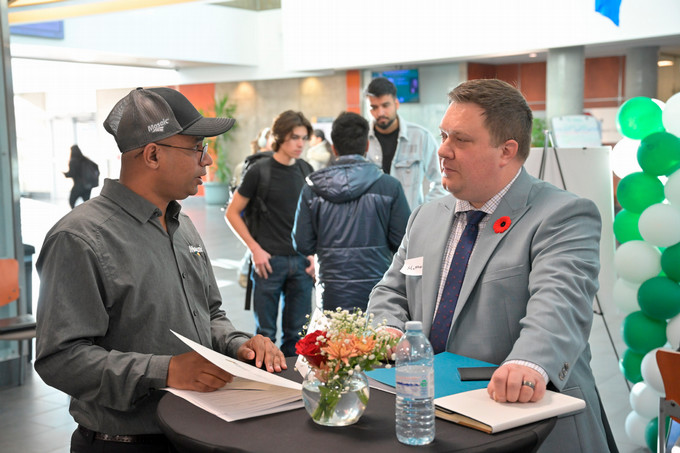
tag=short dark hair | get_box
[331,112,369,156]
[366,77,396,98]
[270,110,313,152]
[448,79,533,161]
[312,129,325,141]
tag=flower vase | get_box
[301,370,370,426]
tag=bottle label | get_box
[396,367,434,399]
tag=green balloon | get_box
[619,348,644,383]
[661,243,680,282]
[645,417,658,453]
[616,172,665,213]
[638,276,680,320]
[637,132,680,176]
[621,311,668,354]
[613,210,642,243]
[617,97,665,139]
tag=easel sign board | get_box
[551,115,602,148]
[524,146,615,312]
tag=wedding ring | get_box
[522,380,535,390]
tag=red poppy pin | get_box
[493,216,511,233]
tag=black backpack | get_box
[238,151,274,239]
[81,159,100,190]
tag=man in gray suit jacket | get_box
[368,79,616,452]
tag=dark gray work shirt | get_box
[35,179,250,435]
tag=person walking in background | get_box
[365,77,447,209]
[64,144,99,208]
[293,112,410,312]
[225,110,315,357]
[304,129,332,171]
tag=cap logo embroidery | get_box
[148,118,170,133]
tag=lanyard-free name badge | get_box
[400,256,423,276]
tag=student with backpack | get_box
[225,110,315,357]
[64,144,100,208]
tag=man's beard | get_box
[376,116,396,131]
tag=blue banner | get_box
[595,0,622,26]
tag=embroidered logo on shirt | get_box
[148,118,170,133]
[189,245,204,256]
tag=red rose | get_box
[493,216,511,233]
[295,330,327,368]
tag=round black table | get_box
[157,358,555,453]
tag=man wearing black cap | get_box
[35,87,286,453]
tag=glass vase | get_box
[301,370,370,426]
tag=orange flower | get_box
[350,335,376,356]
[322,335,359,371]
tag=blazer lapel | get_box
[451,168,535,325]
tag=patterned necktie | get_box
[429,210,487,354]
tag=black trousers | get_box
[71,426,178,453]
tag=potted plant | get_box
[203,94,237,205]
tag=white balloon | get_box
[663,92,680,137]
[612,278,641,314]
[625,410,652,447]
[667,313,680,349]
[630,382,662,419]
[639,203,680,247]
[611,138,642,178]
[666,169,680,207]
[652,99,667,109]
[614,240,662,283]
[641,347,669,396]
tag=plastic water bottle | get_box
[395,320,435,445]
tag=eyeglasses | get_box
[156,142,209,163]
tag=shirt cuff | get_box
[505,359,549,385]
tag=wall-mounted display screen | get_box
[371,69,419,103]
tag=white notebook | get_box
[435,388,585,434]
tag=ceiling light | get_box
[658,59,674,67]
[156,59,172,67]
[529,53,537,58]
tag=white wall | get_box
[282,0,680,71]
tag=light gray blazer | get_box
[368,168,614,452]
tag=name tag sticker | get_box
[401,256,423,276]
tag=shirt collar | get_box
[100,178,181,224]
[454,168,522,216]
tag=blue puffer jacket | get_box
[293,154,410,311]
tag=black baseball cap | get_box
[104,87,236,153]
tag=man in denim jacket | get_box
[366,77,447,209]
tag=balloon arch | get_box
[612,94,680,451]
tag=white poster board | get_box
[524,147,615,317]
[551,115,602,148]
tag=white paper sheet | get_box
[164,331,304,421]
[171,330,301,390]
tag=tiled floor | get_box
[0,196,651,452]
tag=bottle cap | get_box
[405,321,423,331]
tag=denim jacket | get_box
[367,114,448,209]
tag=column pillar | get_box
[625,46,659,99]
[546,46,585,125]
